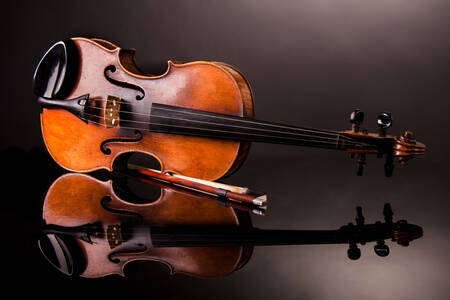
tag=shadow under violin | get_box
[39,172,423,278]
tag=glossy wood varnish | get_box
[41,38,254,180]
[43,173,252,278]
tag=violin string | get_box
[86,99,348,136]
[83,105,357,143]
[138,117,369,147]
[82,111,374,149]
[82,103,366,145]
[81,111,376,149]
[153,104,344,136]
[82,112,340,147]
[151,106,358,142]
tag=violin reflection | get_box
[39,173,423,278]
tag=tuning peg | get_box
[355,206,365,226]
[354,206,366,245]
[384,153,394,177]
[377,112,393,137]
[347,243,361,260]
[374,240,390,257]
[356,153,366,176]
[350,109,364,133]
[383,203,393,224]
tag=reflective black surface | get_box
[37,171,422,279]
[2,0,450,299]
[2,147,447,299]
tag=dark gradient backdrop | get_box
[1,1,449,299]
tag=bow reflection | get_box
[39,172,423,278]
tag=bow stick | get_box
[127,164,267,208]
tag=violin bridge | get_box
[107,225,124,249]
[104,95,121,128]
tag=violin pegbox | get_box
[345,110,425,177]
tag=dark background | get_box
[1,0,449,299]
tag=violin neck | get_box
[142,103,356,151]
[149,227,345,247]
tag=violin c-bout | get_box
[34,38,425,179]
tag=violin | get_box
[39,172,423,278]
[40,172,255,278]
[33,38,425,179]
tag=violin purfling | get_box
[34,38,425,179]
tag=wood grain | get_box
[41,37,254,180]
[43,173,252,278]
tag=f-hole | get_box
[100,130,143,155]
[108,244,148,264]
[100,196,144,223]
[104,65,145,100]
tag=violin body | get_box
[42,173,252,278]
[40,38,254,180]
[35,38,425,179]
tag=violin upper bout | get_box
[89,38,119,50]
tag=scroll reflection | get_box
[39,172,423,278]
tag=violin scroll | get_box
[391,220,423,246]
[393,130,426,165]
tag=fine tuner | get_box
[348,109,422,177]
